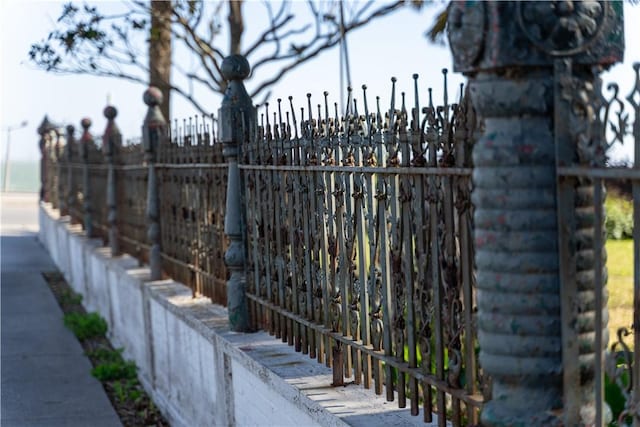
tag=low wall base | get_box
[39,203,436,427]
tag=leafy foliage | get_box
[92,360,138,381]
[63,312,108,340]
[606,192,633,240]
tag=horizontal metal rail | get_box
[557,166,640,180]
[246,292,484,408]
[239,164,472,176]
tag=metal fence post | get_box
[142,87,166,281]
[447,1,623,425]
[56,128,67,215]
[219,55,255,332]
[66,125,76,222]
[37,116,54,202]
[80,118,94,238]
[104,106,121,256]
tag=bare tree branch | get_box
[30,0,411,117]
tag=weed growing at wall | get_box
[42,271,168,426]
[63,312,108,340]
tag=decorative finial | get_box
[221,55,251,81]
[143,87,163,107]
[104,106,118,120]
[81,118,92,131]
[66,124,75,134]
[37,115,54,135]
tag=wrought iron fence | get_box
[38,52,640,425]
[87,141,108,243]
[44,132,61,209]
[115,140,148,262]
[241,74,485,425]
[157,117,228,303]
[64,129,82,226]
[43,111,228,304]
[556,62,639,426]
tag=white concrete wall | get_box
[38,203,435,427]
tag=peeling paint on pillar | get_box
[447,1,624,425]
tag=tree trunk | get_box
[228,0,243,55]
[150,0,172,121]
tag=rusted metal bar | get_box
[155,163,227,169]
[246,292,485,408]
[238,163,472,176]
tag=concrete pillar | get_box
[447,1,624,425]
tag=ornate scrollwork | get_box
[606,327,638,425]
[518,1,606,56]
[447,1,486,69]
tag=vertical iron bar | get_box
[430,167,445,427]
[554,59,581,426]
[80,118,94,238]
[401,121,418,415]
[302,139,315,356]
[593,178,604,427]
[456,95,477,424]
[630,63,640,427]
[287,116,302,351]
[377,147,394,402]
[354,151,371,388]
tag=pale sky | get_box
[1,0,638,163]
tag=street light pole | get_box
[3,121,28,192]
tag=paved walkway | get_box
[1,193,121,427]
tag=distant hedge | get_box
[606,192,633,240]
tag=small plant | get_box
[63,312,108,340]
[91,360,138,382]
[111,379,143,404]
[112,381,128,403]
[87,347,125,364]
[59,289,83,307]
[44,269,168,426]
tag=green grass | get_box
[607,239,634,346]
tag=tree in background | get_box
[149,1,171,119]
[30,0,427,118]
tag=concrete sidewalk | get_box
[1,193,122,427]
